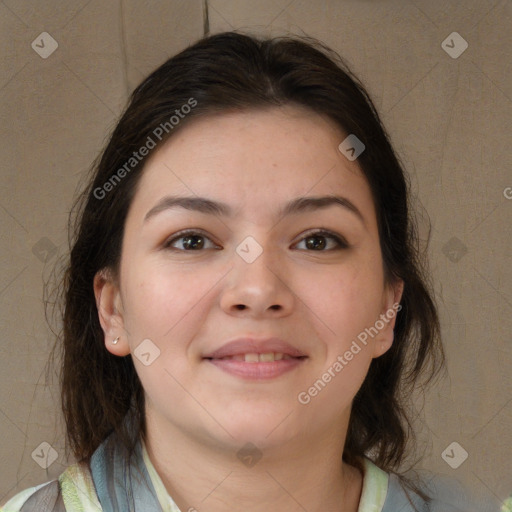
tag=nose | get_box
[220,240,295,318]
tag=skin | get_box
[94,105,403,512]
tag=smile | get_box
[211,352,299,362]
[204,354,307,379]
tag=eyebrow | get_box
[143,194,366,226]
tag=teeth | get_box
[218,352,290,362]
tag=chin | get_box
[219,412,301,446]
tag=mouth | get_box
[204,356,307,379]
[202,337,308,379]
[204,352,307,363]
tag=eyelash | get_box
[163,229,349,252]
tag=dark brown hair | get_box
[47,30,444,497]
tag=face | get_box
[95,105,403,453]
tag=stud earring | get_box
[112,336,120,345]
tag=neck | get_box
[144,412,363,512]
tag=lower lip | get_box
[205,358,306,379]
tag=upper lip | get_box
[203,337,307,359]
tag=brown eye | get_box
[295,230,348,251]
[164,231,219,251]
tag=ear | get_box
[371,279,404,359]
[93,268,130,357]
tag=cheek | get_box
[123,264,214,406]
[300,259,384,339]
[123,262,212,334]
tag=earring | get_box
[112,336,120,345]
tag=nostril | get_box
[232,304,281,311]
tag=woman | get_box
[1,31,504,512]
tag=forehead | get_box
[129,106,376,225]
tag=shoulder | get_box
[378,464,502,512]
[0,480,63,512]
[361,458,502,512]
[0,462,101,512]
[421,474,506,512]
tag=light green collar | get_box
[357,457,389,511]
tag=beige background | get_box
[1,0,511,508]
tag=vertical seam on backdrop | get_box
[203,0,210,36]
[119,0,130,100]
